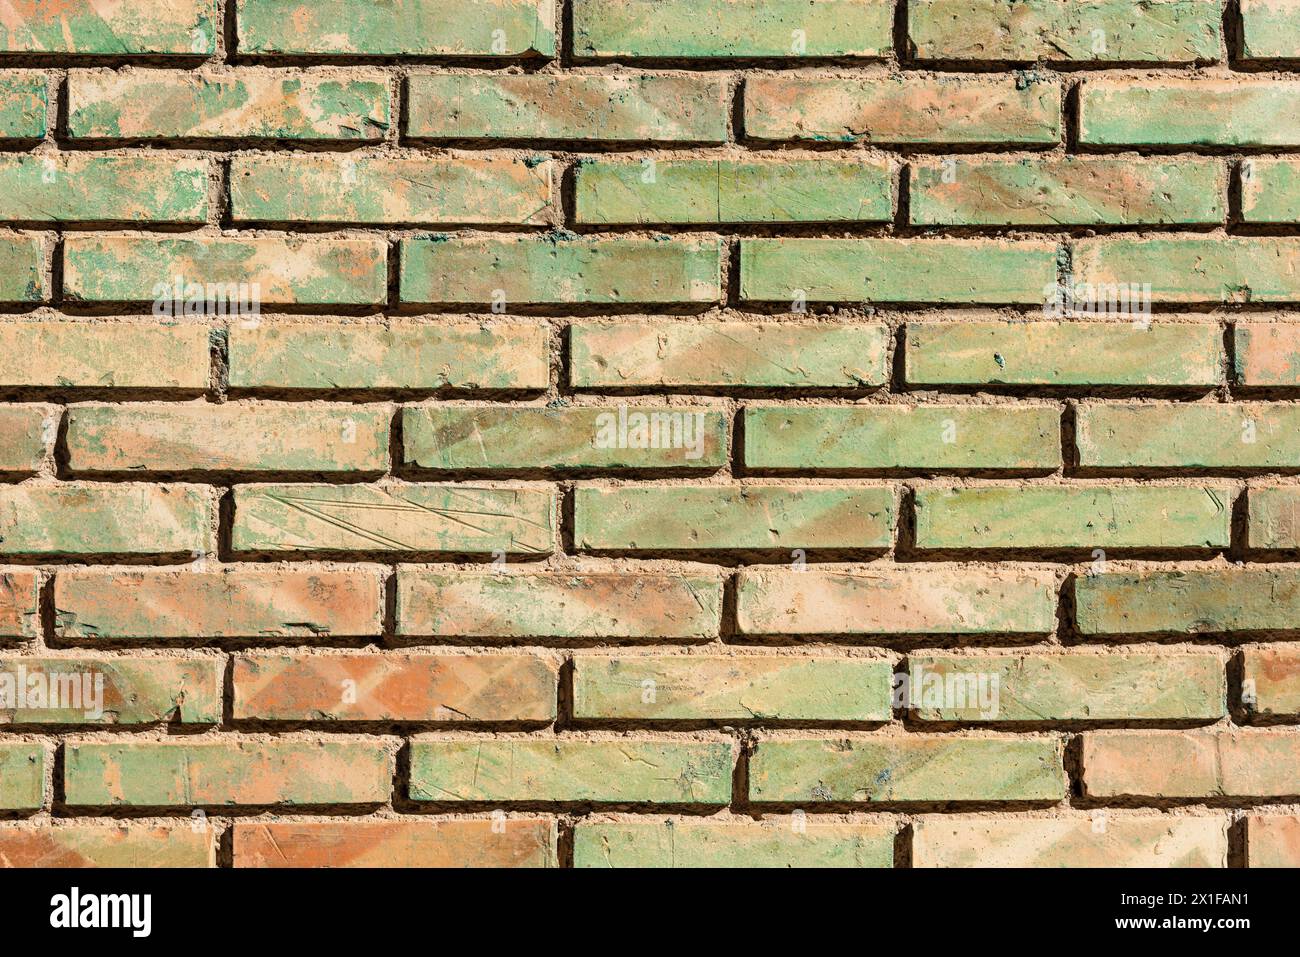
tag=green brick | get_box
[0,483,213,557]
[1079,403,1300,469]
[231,154,556,226]
[0,72,48,139]
[68,69,390,141]
[0,319,209,390]
[236,0,556,56]
[914,485,1231,551]
[0,154,207,224]
[1235,321,1300,386]
[910,0,1221,62]
[750,736,1065,803]
[1072,237,1300,304]
[743,405,1060,472]
[1242,159,1300,223]
[407,73,728,142]
[572,654,893,721]
[63,235,387,306]
[1074,568,1300,636]
[1249,486,1300,549]
[570,321,888,390]
[0,0,217,55]
[1242,0,1300,58]
[229,320,548,392]
[911,157,1223,226]
[1080,78,1300,147]
[0,404,50,473]
[574,819,894,868]
[575,158,892,225]
[0,232,45,302]
[409,739,733,804]
[574,485,894,553]
[907,652,1225,722]
[66,402,391,474]
[401,405,727,472]
[401,236,722,306]
[744,75,1061,144]
[232,483,555,555]
[574,0,892,57]
[740,239,1057,304]
[905,320,1223,387]
[64,740,391,807]
[0,744,43,810]
[0,657,221,725]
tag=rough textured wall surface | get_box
[0,0,1297,869]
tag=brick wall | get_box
[0,0,1297,868]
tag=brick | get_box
[0,154,207,224]
[743,405,1061,472]
[236,0,556,57]
[0,826,214,868]
[64,740,392,807]
[407,73,728,142]
[1241,158,1300,223]
[573,654,892,721]
[55,567,384,640]
[913,815,1229,867]
[574,485,894,553]
[574,819,894,868]
[232,653,557,722]
[1076,567,1300,636]
[0,0,216,54]
[0,483,212,557]
[1248,815,1300,867]
[1078,403,1300,469]
[909,0,1221,62]
[68,69,390,141]
[1243,645,1300,716]
[0,232,45,302]
[0,744,43,810]
[1083,729,1300,798]
[1079,78,1300,147]
[231,154,556,226]
[1252,488,1300,549]
[402,405,727,472]
[750,736,1065,803]
[234,818,557,868]
[0,570,38,639]
[0,72,47,139]
[1241,0,1300,58]
[906,652,1225,722]
[228,320,549,392]
[0,403,50,473]
[569,321,889,390]
[400,236,722,306]
[739,238,1057,304]
[0,319,209,390]
[1073,237,1300,304]
[409,739,733,804]
[65,401,391,474]
[905,319,1223,387]
[396,571,722,640]
[232,484,555,555]
[574,0,893,58]
[915,485,1230,551]
[0,657,220,725]
[910,156,1223,226]
[63,235,387,306]
[736,566,1058,636]
[575,157,891,225]
[744,75,1061,144]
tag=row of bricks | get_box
[0,0,1292,63]
[7,563,1300,639]
[0,646,1291,723]
[0,812,1295,868]
[6,69,1300,148]
[11,234,1300,305]
[1,152,1300,227]
[4,729,1300,807]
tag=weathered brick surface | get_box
[0,403,51,474]
[1076,567,1300,636]
[1248,815,1300,867]
[1236,321,1300,385]
[1242,159,1300,223]
[0,154,208,224]
[0,319,210,390]
[0,73,48,140]
[1082,729,1300,798]
[1242,645,1300,716]
[1249,486,1300,548]
[1077,403,1300,469]
[0,656,220,724]
[1241,0,1300,59]
[0,745,43,810]
[0,232,45,302]
[1079,78,1300,147]
[0,570,39,639]
[0,826,215,868]
[0,0,217,55]
[1072,237,1300,303]
[0,483,213,556]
